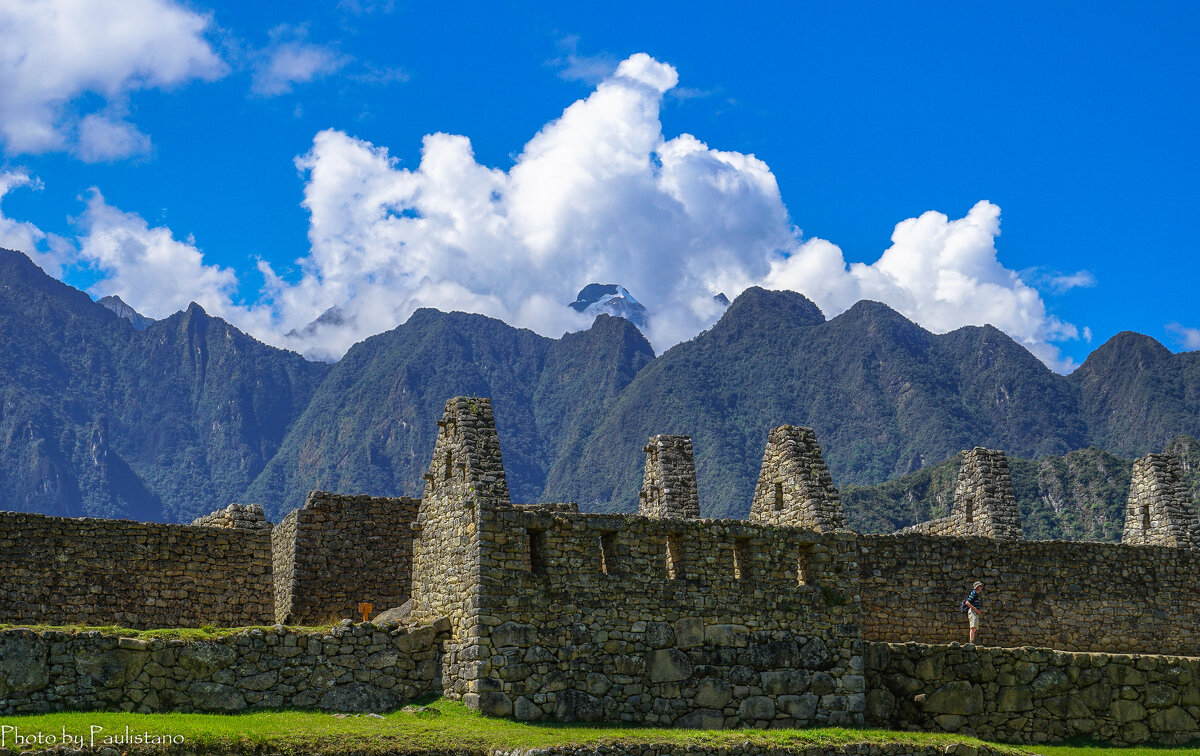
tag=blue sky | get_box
[0,1,1196,370]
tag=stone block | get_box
[647,649,693,683]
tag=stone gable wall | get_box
[638,435,700,519]
[410,397,510,704]
[1123,452,1200,547]
[269,491,420,625]
[472,506,865,726]
[0,621,447,715]
[858,533,1200,654]
[0,511,273,629]
[899,448,1021,540]
[749,426,844,532]
[866,641,1200,746]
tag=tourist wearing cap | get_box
[964,580,983,643]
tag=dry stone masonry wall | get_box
[899,449,1022,540]
[0,512,273,629]
[270,492,420,625]
[189,503,272,531]
[866,641,1200,746]
[857,533,1200,655]
[0,620,448,716]
[409,397,509,705]
[749,426,844,532]
[475,505,865,726]
[1122,452,1200,547]
[638,435,700,519]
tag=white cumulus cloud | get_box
[0,0,225,159]
[75,190,276,336]
[4,53,1090,371]
[0,170,74,275]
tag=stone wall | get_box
[190,503,271,531]
[410,397,510,705]
[0,621,447,715]
[1123,452,1199,547]
[858,533,1200,655]
[638,435,700,519]
[0,511,273,629]
[473,504,866,727]
[270,492,420,625]
[899,449,1021,540]
[748,426,844,532]
[866,641,1200,745]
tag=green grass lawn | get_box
[0,699,1019,754]
[0,623,338,641]
[5,700,1200,754]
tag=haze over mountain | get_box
[2,247,1199,538]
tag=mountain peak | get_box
[98,295,154,330]
[719,287,825,329]
[568,283,648,329]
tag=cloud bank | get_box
[0,0,225,160]
[2,53,1090,370]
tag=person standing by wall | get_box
[964,580,983,643]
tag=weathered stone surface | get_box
[738,695,776,721]
[0,634,48,697]
[675,708,725,729]
[0,511,273,629]
[493,622,537,649]
[320,683,398,713]
[178,643,237,677]
[921,681,983,716]
[647,649,693,683]
[187,682,247,712]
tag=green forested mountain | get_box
[556,289,1087,518]
[842,435,1200,542]
[242,310,653,519]
[0,249,328,521]
[3,247,1200,534]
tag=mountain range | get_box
[3,246,1199,539]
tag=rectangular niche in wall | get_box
[524,528,547,576]
[797,544,814,586]
[599,531,618,575]
[665,534,684,580]
[733,538,751,581]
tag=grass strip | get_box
[0,700,1024,754]
[0,624,337,641]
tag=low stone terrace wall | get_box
[0,620,449,716]
[866,641,1200,746]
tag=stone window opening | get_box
[964,499,973,523]
[599,531,618,575]
[1142,502,1150,532]
[733,538,751,581]
[797,545,813,586]
[773,482,784,511]
[443,451,453,481]
[665,534,683,580]
[524,528,547,576]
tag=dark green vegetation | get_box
[0,699,1024,754]
[3,247,1200,531]
[0,250,326,521]
[843,436,1200,540]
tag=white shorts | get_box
[969,610,981,629]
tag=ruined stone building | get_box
[3,395,1200,745]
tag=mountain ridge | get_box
[2,246,1198,538]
